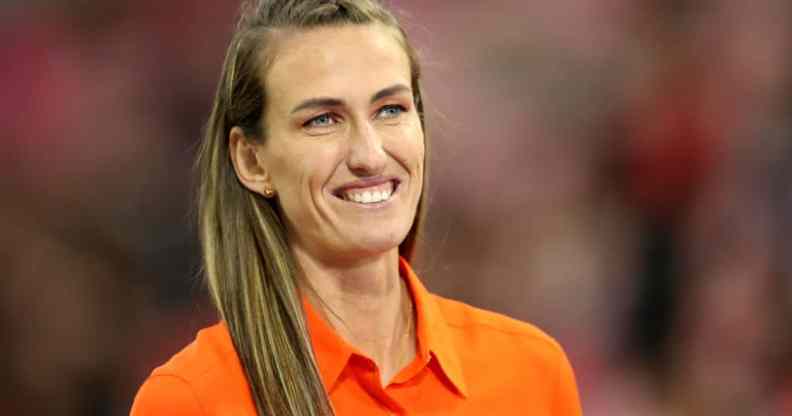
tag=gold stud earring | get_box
[263,187,276,198]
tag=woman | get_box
[131,0,582,415]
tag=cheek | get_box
[285,147,342,202]
[407,130,425,182]
[384,120,425,172]
[271,157,325,231]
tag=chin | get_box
[352,235,404,257]
[340,224,410,259]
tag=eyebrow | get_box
[290,83,412,114]
[371,83,411,103]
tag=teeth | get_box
[343,183,394,204]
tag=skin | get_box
[230,23,424,385]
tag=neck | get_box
[294,248,416,385]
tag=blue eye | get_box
[378,105,406,119]
[305,113,336,128]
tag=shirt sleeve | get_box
[130,374,206,416]
[553,347,583,416]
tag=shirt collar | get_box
[400,257,469,397]
[302,257,468,397]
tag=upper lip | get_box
[333,176,400,197]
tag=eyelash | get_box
[377,104,407,119]
[302,104,408,128]
[304,113,337,128]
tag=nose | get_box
[346,121,387,176]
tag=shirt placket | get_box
[350,355,406,415]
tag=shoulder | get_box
[148,323,234,382]
[130,323,255,416]
[130,373,206,416]
[432,293,564,356]
[431,294,581,413]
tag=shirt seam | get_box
[427,294,561,347]
[442,321,562,351]
[147,373,210,416]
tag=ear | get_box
[229,127,275,198]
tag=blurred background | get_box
[2,0,791,414]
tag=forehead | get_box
[264,24,411,108]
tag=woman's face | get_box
[258,24,424,264]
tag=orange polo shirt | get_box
[131,258,582,415]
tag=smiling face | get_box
[253,24,424,265]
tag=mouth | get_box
[333,179,400,205]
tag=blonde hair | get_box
[195,1,427,415]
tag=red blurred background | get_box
[2,0,791,414]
